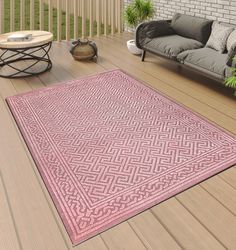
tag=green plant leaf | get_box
[124,4,138,28]
[225,76,236,88]
[233,55,236,64]
[124,0,155,27]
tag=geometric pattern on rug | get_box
[6,70,236,245]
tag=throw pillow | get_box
[227,29,236,51]
[171,13,213,44]
[226,42,236,67]
[146,20,175,39]
[206,21,233,53]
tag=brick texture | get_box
[124,0,236,25]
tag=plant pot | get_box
[127,40,142,55]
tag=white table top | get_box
[0,30,53,49]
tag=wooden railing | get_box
[0,0,124,41]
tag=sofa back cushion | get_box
[227,29,236,51]
[146,20,175,39]
[206,21,233,53]
[171,13,213,44]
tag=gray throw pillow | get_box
[146,20,175,39]
[171,13,213,44]
[227,29,236,51]
[226,42,236,67]
[206,21,233,53]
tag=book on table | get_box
[7,34,33,42]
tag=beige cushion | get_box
[227,29,236,51]
[206,21,233,53]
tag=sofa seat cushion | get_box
[177,48,228,79]
[143,35,203,59]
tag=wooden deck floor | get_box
[0,33,236,250]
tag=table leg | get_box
[0,42,52,78]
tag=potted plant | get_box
[225,56,236,96]
[124,0,155,55]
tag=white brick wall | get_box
[124,0,236,25]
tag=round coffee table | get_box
[0,30,53,78]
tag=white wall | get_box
[124,0,236,25]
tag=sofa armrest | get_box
[226,42,236,67]
[135,20,174,49]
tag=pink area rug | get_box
[6,70,236,245]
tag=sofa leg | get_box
[141,50,146,61]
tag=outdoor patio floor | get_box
[0,33,236,250]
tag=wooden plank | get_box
[120,0,124,33]
[48,0,53,33]
[111,0,115,35]
[0,78,16,98]
[177,186,236,249]
[129,211,182,249]
[81,0,86,38]
[96,0,101,36]
[0,96,68,250]
[74,0,78,40]
[151,198,225,250]
[10,0,15,31]
[25,75,46,90]
[49,42,105,79]
[117,0,121,33]
[0,172,21,250]
[20,0,25,30]
[39,0,44,30]
[0,0,4,34]
[65,0,70,41]
[101,222,146,250]
[96,55,118,70]
[30,0,34,30]
[89,0,94,37]
[10,74,32,93]
[57,0,62,41]
[201,175,236,215]
[78,236,108,250]
[103,0,108,36]
[220,167,236,189]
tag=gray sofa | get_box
[135,13,236,82]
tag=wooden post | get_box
[111,0,115,35]
[96,0,101,36]
[0,0,4,34]
[39,0,44,30]
[104,0,108,35]
[120,0,124,33]
[30,0,34,30]
[20,0,25,30]
[57,0,62,41]
[74,0,78,40]
[66,0,70,41]
[48,0,53,33]
[89,0,94,37]
[10,0,15,31]
[117,0,121,33]
[81,0,86,38]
